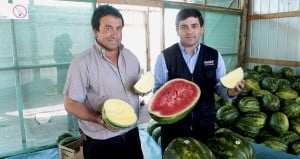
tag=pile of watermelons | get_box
[146,65,300,157]
[215,65,300,155]
[147,119,255,159]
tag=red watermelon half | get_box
[148,78,201,124]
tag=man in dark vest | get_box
[153,8,245,153]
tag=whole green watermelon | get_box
[296,97,300,105]
[147,120,160,135]
[276,88,299,101]
[152,126,161,143]
[260,77,278,93]
[272,72,282,79]
[292,82,300,94]
[254,65,272,73]
[276,79,291,89]
[243,111,267,128]
[269,112,289,135]
[235,117,261,137]
[56,132,73,144]
[280,131,300,145]
[244,70,261,81]
[292,140,300,155]
[206,131,255,159]
[251,89,271,98]
[164,137,216,159]
[238,97,260,113]
[280,67,294,78]
[261,94,280,112]
[261,137,288,152]
[239,87,252,97]
[260,73,272,78]
[216,105,239,126]
[290,117,300,135]
[245,79,260,90]
[282,103,300,119]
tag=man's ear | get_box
[93,29,100,40]
[93,29,98,37]
[200,25,204,35]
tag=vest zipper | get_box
[190,112,193,131]
[190,74,194,132]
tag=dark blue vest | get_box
[162,43,218,137]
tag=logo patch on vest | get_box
[204,60,214,66]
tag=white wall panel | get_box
[250,20,260,57]
[247,0,300,75]
[259,20,269,58]
[276,18,289,60]
[269,0,279,13]
[268,19,279,58]
[249,0,300,14]
[260,0,270,14]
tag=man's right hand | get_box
[97,115,118,132]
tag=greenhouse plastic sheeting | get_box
[6,123,300,159]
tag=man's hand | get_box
[97,115,118,132]
[227,80,245,97]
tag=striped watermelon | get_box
[207,131,255,159]
[164,137,216,159]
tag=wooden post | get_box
[145,10,151,71]
[238,0,248,68]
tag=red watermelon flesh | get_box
[148,78,201,124]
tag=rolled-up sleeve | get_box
[215,52,235,100]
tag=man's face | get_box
[94,15,123,51]
[176,17,204,48]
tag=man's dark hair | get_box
[91,5,124,30]
[175,8,204,28]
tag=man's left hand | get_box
[227,80,245,97]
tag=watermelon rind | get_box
[102,110,125,130]
[148,78,201,124]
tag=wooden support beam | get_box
[144,10,151,71]
[98,0,163,7]
[245,58,300,67]
[248,11,300,20]
[163,0,242,13]
[99,0,242,13]
[237,0,248,68]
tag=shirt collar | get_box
[178,42,201,56]
[93,41,124,57]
